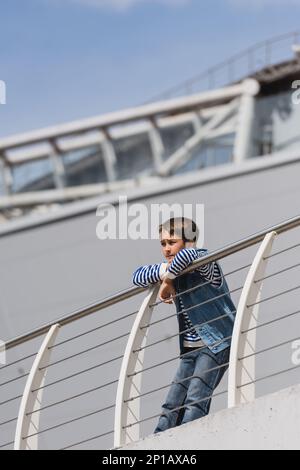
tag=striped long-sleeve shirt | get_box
[133,248,222,347]
[132,248,223,347]
[132,248,222,288]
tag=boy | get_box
[133,217,236,433]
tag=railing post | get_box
[148,118,165,174]
[0,155,13,195]
[114,285,159,448]
[49,140,66,189]
[233,79,260,163]
[228,231,277,408]
[14,324,60,450]
[99,128,117,183]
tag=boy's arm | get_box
[163,248,222,287]
[133,263,168,288]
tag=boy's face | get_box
[160,230,185,264]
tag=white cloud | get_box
[228,0,300,7]
[64,0,190,11]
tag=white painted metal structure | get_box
[6,215,300,450]
[0,80,259,211]
[14,324,60,450]
[227,231,277,407]
[114,285,159,448]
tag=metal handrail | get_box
[0,83,245,154]
[148,29,300,102]
[2,213,300,353]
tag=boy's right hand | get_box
[159,278,176,304]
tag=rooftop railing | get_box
[148,30,300,102]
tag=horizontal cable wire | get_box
[0,440,14,449]
[125,362,229,404]
[41,331,130,371]
[125,379,173,403]
[128,336,232,378]
[0,351,38,371]
[149,271,227,308]
[238,363,300,389]
[0,394,23,407]
[23,404,116,440]
[254,261,300,283]
[50,308,139,350]
[265,242,300,260]
[31,376,118,395]
[242,308,300,334]
[123,389,228,430]
[32,360,121,393]
[149,263,250,309]
[149,277,222,309]
[27,387,116,416]
[0,371,29,388]
[61,430,114,450]
[142,285,242,330]
[0,416,18,427]
[134,311,236,354]
[239,335,300,361]
[247,284,300,308]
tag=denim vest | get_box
[173,250,236,355]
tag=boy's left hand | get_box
[159,278,175,304]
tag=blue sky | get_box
[0,0,299,137]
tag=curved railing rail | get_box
[228,231,277,407]
[1,214,300,450]
[114,285,160,448]
[14,325,60,450]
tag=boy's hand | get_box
[159,278,176,304]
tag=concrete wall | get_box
[123,384,300,450]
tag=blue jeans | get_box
[154,346,230,433]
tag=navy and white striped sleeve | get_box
[167,248,200,278]
[132,264,167,288]
[166,248,222,287]
[196,260,222,287]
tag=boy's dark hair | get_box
[159,217,199,243]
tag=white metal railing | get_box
[1,214,300,450]
[227,231,277,407]
[148,30,300,102]
[14,325,60,450]
[0,80,255,206]
[114,286,159,447]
